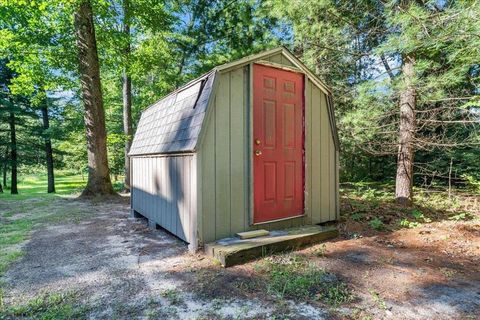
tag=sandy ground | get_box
[2,196,479,319]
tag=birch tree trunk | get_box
[122,0,132,192]
[395,54,416,206]
[41,104,55,193]
[74,0,115,196]
[9,111,18,194]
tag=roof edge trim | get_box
[194,70,220,151]
[215,47,284,73]
[279,47,332,95]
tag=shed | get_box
[129,47,340,251]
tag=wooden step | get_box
[236,229,269,239]
[205,225,338,267]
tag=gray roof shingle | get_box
[129,71,216,156]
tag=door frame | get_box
[248,61,306,225]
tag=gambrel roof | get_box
[129,46,339,156]
[129,71,216,156]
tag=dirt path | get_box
[2,198,324,319]
[2,196,479,319]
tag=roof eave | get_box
[128,150,197,157]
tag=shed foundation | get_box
[205,225,338,267]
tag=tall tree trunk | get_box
[395,55,416,206]
[0,149,3,192]
[122,0,132,192]
[74,0,115,196]
[2,146,7,188]
[9,111,18,194]
[41,104,55,193]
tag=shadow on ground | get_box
[1,195,479,319]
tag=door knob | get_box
[255,150,262,156]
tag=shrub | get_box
[399,219,421,229]
[449,212,475,221]
[369,218,384,230]
[350,213,364,221]
[462,174,480,193]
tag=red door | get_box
[253,64,304,223]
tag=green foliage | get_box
[448,212,475,222]
[0,173,98,278]
[0,173,86,199]
[462,175,480,194]
[369,289,387,310]
[320,282,354,306]
[1,0,479,197]
[272,0,480,188]
[0,216,31,275]
[399,208,434,228]
[411,209,431,223]
[107,133,126,178]
[369,218,384,231]
[160,289,182,306]
[361,188,377,201]
[350,212,364,221]
[0,0,280,194]
[399,219,421,229]
[344,182,478,233]
[261,254,354,305]
[0,291,88,319]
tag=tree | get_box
[98,0,276,193]
[0,59,36,195]
[395,54,415,205]
[74,0,114,196]
[0,60,17,194]
[377,1,480,204]
[271,0,480,204]
[0,0,76,193]
[40,94,55,193]
[121,0,133,192]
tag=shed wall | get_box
[131,155,196,242]
[198,55,338,244]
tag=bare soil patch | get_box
[1,194,479,319]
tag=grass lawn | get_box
[0,172,124,201]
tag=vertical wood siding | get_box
[198,54,339,244]
[131,155,195,242]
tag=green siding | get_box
[230,68,247,234]
[215,71,231,239]
[198,53,338,245]
[201,98,217,242]
[304,78,313,225]
[312,81,323,223]
[267,52,296,67]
